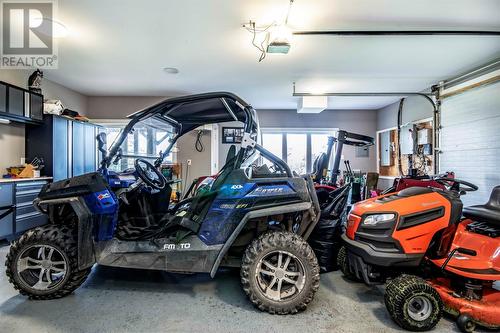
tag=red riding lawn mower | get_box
[339,178,499,332]
[381,171,455,194]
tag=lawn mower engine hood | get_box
[345,186,462,256]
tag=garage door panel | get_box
[440,81,500,206]
[441,119,500,151]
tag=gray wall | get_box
[376,96,435,189]
[218,121,243,169]
[88,96,213,188]
[177,130,212,190]
[87,98,379,180]
[0,69,89,115]
[0,70,89,172]
[87,96,165,119]
[257,109,378,173]
[376,96,434,131]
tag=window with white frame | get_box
[97,120,175,172]
[262,129,337,174]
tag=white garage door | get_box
[439,80,500,206]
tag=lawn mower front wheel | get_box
[385,274,443,331]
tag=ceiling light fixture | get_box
[163,67,179,74]
[29,16,69,38]
[243,0,295,61]
[297,96,328,114]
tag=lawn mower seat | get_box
[462,185,500,226]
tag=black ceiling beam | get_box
[292,30,500,36]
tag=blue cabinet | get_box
[0,180,48,241]
[0,183,15,239]
[26,115,102,181]
[53,116,69,180]
[72,121,85,176]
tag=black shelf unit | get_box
[0,81,43,125]
[26,115,103,181]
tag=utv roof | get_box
[128,92,251,135]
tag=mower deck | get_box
[428,278,500,330]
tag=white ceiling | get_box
[46,0,500,109]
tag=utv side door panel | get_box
[94,235,223,273]
[198,170,310,246]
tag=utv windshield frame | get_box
[101,92,291,176]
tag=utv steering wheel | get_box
[435,177,478,193]
[134,158,166,190]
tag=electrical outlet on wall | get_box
[187,159,192,166]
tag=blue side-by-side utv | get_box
[5,92,321,314]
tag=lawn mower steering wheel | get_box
[134,158,166,190]
[434,177,478,193]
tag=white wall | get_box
[0,70,89,172]
[0,123,25,171]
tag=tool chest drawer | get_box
[0,184,14,207]
[0,179,50,240]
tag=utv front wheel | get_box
[240,231,320,314]
[6,224,91,300]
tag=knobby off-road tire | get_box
[337,245,360,281]
[385,274,443,331]
[6,224,91,300]
[241,231,320,314]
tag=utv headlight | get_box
[363,213,395,226]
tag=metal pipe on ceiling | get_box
[292,30,500,36]
[441,58,500,89]
[292,86,437,111]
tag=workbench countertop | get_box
[0,177,52,183]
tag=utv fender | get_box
[303,175,321,239]
[34,197,95,270]
[210,201,314,277]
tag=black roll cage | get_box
[100,92,292,177]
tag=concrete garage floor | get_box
[0,244,467,333]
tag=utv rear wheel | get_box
[385,274,443,331]
[241,231,320,314]
[6,224,91,300]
